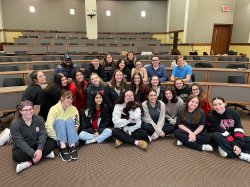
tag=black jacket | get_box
[79,106,110,134]
[84,64,106,82]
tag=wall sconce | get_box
[87,9,96,18]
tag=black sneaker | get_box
[60,148,72,162]
[69,146,78,160]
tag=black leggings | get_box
[112,128,149,145]
[12,138,56,163]
[174,129,211,151]
[142,122,176,136]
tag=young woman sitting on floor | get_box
[79,92,112,144]
[10,100,56,173]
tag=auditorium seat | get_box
[0,66,19,72]
[227,76,250,115]
[32,64,50,70]
[2,78,25,87]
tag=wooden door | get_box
[210,24,232,55]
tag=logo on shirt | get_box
[220,119,235,130]
[36,127,40,133]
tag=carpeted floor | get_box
[0,111,250,187]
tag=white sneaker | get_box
[0,128,11,146]
[202,144,213,152]
[239,152,250,162]
[177,140,183,146]
[218,146,228,157]
[46,151,55,159]
[148,136,152,143]
[85,139,96,144]
[16,161,31,173]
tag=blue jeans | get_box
[53,119,79,146]
[79,128,112,143]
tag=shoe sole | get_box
[60,153,72,162]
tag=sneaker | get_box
[239,152,250,162]
[148,136,152,143]
[177,140,183,146]
[60,148,72,162]
[218,146,228,157]
[69,146,78,160]
[85,139,96,144]
[16,161,31,173]
[0,128,11,146]
[202,144,213,152]
[115,139,123,148]
[46,151,55,159]
[137,140,147,150]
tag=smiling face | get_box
[177,58,184,68]
[175,79,184,89]
[90,74,100,86]
[106,55,113,63]
[92,58,100,68]
[119,60,125,70]
[124,91,134,104]
[20,106,34,120]
[151,76,159,86]
[35,71,46,85]
[191,85,200,96]
[115,71,123,83]
[151,56,160,67]
[165,90,173,101]
[61,76,68,87]
[135,61,142,69]
[212,98,226,114]
[127,52,134,61]
[133,74,141,85]
[95,93,103,106]
[76,71,84,83]
[61,96,73,107]
[148,90,157,104]
[188,97,199,112]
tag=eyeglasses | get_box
[152,59,159,62]
[21,108,33,112]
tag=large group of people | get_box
[6,52,250,174]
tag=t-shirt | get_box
[172,64,192,82]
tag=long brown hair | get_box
[109,69,127,90]
[73,69,86,100]
[179,95,201,124]
[130,72,144,93]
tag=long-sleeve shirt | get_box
[146,64,167,82]
[112,103,142,133]
[45,101,79,140]
[10,115,47,158]
[207,108,245,148]
[142,100,165,133]
[165,97,184,125]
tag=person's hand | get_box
[128,118,135,123]
[67,78,73,84]
[233,145,241,155]
[151,132,159,140]
[33,149,42,163]
[94,132,99,138]
[188,132,196,142]
[159,131,165,137]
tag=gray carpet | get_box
[0,112,250,187]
